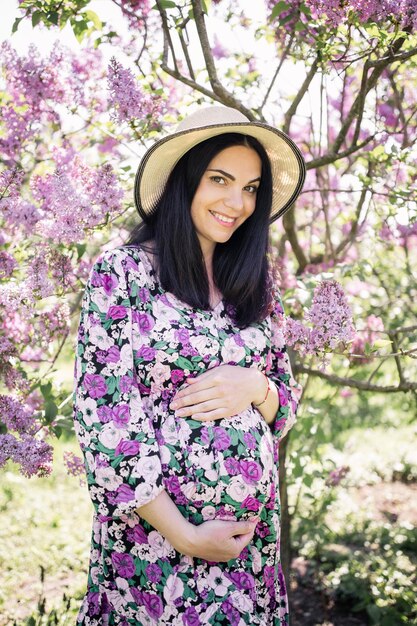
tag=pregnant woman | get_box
[73,105,305,625]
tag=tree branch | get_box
[283,205,309,272]
[295,365,417,393]
[190,0,255,118]
[260,35,294,113]
[306,134,375,169]
[283,57,319,134]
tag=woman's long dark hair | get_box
[126,133,274,327]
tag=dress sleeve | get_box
[265,289,303,442]
[73,248,164,519]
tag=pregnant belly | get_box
[161,407,276,523]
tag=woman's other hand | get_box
[169,365,276,422]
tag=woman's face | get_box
[190,144,262,259]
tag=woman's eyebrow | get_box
[206,168,261,184]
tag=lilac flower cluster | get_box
[63,451,86,478]
[0,42,105,162]
[31,148,124,243]
[0,433,53,478]
[107,57,164,126]
[284,280,356,356]
[306,0,417,29]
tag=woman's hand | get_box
[170,365,267,421]
[183,517,259,562]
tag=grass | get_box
[1,416,416,625]
[0,438,91,626]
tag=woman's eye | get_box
[245,185,258,194]
[210,176,225,184]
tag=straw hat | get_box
[134,105,306,223]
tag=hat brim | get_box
[134,121,306,223]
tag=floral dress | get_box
[73,245,302,626]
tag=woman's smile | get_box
[209,210,237,227]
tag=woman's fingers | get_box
[170,386,218,410]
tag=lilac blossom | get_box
[31,149,124,244]
[107,57,163,125]
[64,451,86,478]
[284,280,355,356]
[0,433,53,477]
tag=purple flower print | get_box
[256,522,271,539]
[239,459,262,484]
[201,427,211,445]
[87,591,101,616]
[145,563,162,583]
[182,606,201,625]
[112,404,130,427]
[213,427,231,451]
[263,565,275,589]
[243,432,256,450]
[83,373,107,399]
[96,345,120,364]
[278,382,289,406]
[171,369,185,384]
[130,587,142,604]
[165,475,181,495]
[222,600,240,625]
[101,273,118,295]
[143,592,163,620]
[137,345,157,361]
[234,333,245,347]
[224,457,240,475]
[139,287,150,302]
[278,563,287,597]
[113,484,135,503]
[111,552,136,578]
[226,571,255,591]
[119,375,133,393]
[106,305,127,320]
[115,439,140,456]
[134,311,155,334]
[175,328,190,344]
[126,524,148,544]
[240,495,261,512]
[97,405,113,423]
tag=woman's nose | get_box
[224,187,244,211]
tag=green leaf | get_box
[294,20,305,31]
[75,243,87,260]
[155,0,177,9]
[44,401,58,424]
[201,0,212,14]
[47,11,59,26]
[270,1,290,21]
[40,382,53,400]
[83,9,102,30]
[31,10,42,27]
[12,16,24,33]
